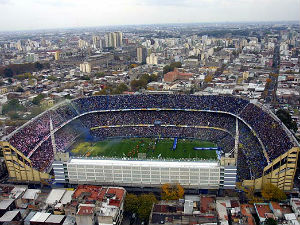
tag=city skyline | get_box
[0,0,299,31]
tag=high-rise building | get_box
[105,32,123,48]
[116,31,123,47]
[54,51,60,61]
[92,36,100,49]
[137,47,147,64]
[78,39,89,49]
[80,62,92,73]
[146,53,158,65]
[112,32,117,48]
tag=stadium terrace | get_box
[1,94,299,191]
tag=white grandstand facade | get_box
[52,157,237,190]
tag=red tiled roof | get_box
[77,206,94,215]
[231,200,240,208]
[200,196,215,213]
[164,68,193,82]
[241,204,255,225]
[73,185,125,208]
[107,187,125,207]
[256,204,272,218]
[270,202,281,210]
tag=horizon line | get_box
[0,20,299,34]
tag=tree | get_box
[81,76,90,80]
[161,183,184,200]
[2,99,25,115]
[125,194,139,214]
[95,72,106,78]
[48,76,58,82]
[113,83,128,94]
[130,79,147,91]
[265,218,278,225]
[204,74,213,83]
[124,193,157,222]
[3,68,13,77]
[32,94,45,105]
[163,62,182,74]
[276,109,298,133]
[261,183,286,201]
[16,87,24,92]
[137,193,157,221]
[130,74,158,91]
[34,62,43,70]
[124,193,157,220]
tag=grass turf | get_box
[71,138,217,160]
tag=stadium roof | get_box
[69,158,219,168]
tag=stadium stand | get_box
[2,94,298,185]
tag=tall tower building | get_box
[137,47,147,64]
[105,32,123,48]
[54,51,60,61]
[112,32,117,48]
[146,53,158,65]
[116,32,123,47]
[92,36,100,49]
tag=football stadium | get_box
[1,94,299,191]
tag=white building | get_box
[80,62,92,73]
[67,158,225,189]
[146,53,158,65]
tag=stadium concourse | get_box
[3,94,299,185]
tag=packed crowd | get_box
[30,139,53,172]
[237,122,268,181]
[6,94,295,176]
[80,110,237,133]
[239,103,294,161]
[54,123,82,152]
[72,94,249,114]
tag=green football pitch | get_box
[71,138,218,160]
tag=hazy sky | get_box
[0,0,299,31]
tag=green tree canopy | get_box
[2,99,25,115]
[32,94,45,105]
[261,183,287,201]
[0,62,49,78]
[3,68,13,78]
[265,218,278,225]
[95,72,106,78]
[163,62,182,74]
[16,87,24,92]
[124,193,157,222]
[114,83,129,94]
[137,193,158,221]
[124,194,139,214]
[130,74,158,91]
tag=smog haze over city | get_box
[0,0,299,31]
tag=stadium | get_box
[1,94,299,191]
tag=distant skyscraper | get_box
[116,31,123,47]
[146,53,158,65]
[105,32,123,48]
[80,62,92,73]
[137,47,147,64]
[54,51,60,61]
[78,39,89,49]
[92,36,100,49]
[112,32,117,48]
